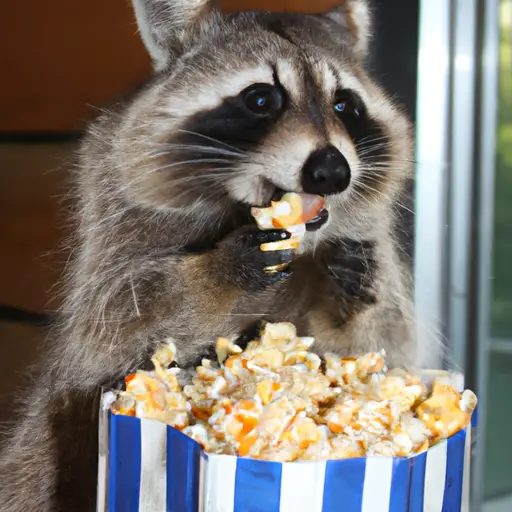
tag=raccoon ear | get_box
[324,0,372,60]
[132,0,218,71]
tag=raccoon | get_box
[0,0,441,510]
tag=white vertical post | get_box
[414,0,452,343]
[448,0,478,371]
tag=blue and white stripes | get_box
[97,406,473,512]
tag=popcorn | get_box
[111,322,477,462]
[215,337,242,365]
[416,381,477,444]
[251,193,325,257]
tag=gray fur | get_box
[133,0,221,70]
[325,0,372,59]
[0,1,442,510]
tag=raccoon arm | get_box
[64,248,262,375]
[306,239,420,368]
[0,250,251,511]
[99,228,293,367]
[332,250,424,369]
[0,369,101,512]
[306,282,418,368]
[321,238,378,318]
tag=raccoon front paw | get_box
[186,321,264,370]
[324,239,378,305]
[217,226,294,291]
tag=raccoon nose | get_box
[301,146,351,196]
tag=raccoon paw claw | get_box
[218,226,294,291]
[244,229,291,247]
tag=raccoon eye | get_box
[333,92,361,117]
[334,101,348,113]
[242,84,283,117]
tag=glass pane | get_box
[491,0,512,338]
[484,352,512,498]
[484,0,512,502]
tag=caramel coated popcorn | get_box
[111,323,477,461]
[251,193,325,253]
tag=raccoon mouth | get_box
[305,208,329,232]
[269,186,287,203]
[268,186,329,232]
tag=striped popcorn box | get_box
[97,395,476,512]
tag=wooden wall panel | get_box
[0,0,338,133]
[0,1,151,132]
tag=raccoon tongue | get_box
[297,193,326,223]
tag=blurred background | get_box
[0,0,509,510]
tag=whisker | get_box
[176,130,245,154]
[360,162,394,171]
[147,143,244,159]
[165,172,240,187]
[147,158,235,174]
[356,137,393,148]
[357,140,394,148]
[357,144,395,157]
[356,135,392,148]
[394,202,415,215]
[360,155,417,165]
[352,179,415,216]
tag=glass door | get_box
[477,0,512,509]
[415,0,512,510]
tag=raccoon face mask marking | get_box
[121,0,412,240]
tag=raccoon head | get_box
[112,0,412,243]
